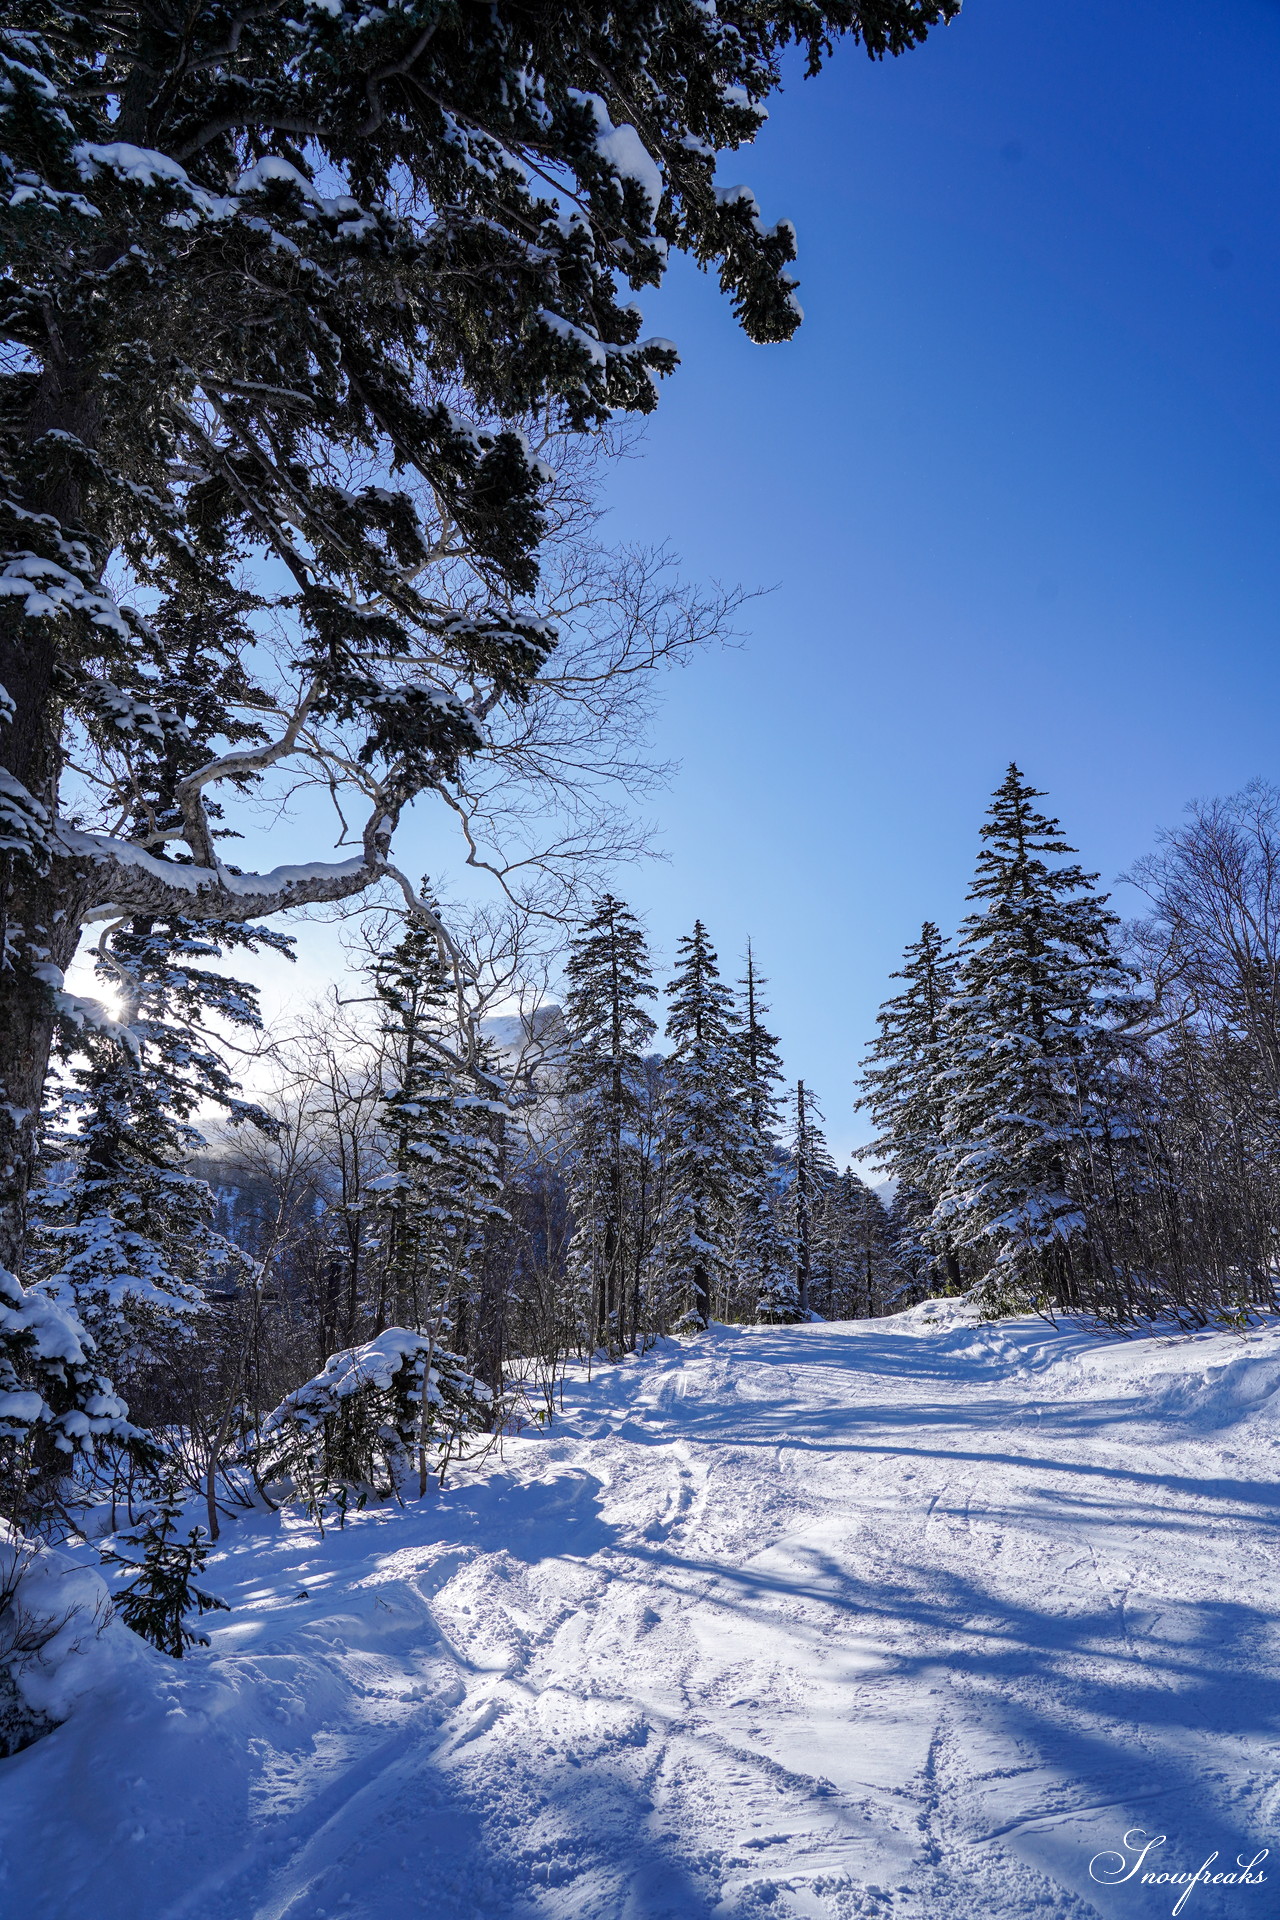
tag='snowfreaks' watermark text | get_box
[1089,1829,1268,1915]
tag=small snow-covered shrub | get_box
[99,1478,228,1658]
[254,1329,491,1523]
[0,1526,113,1757]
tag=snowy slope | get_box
[4,1307,1280,1920]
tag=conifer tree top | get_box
[968,765,1103,912]
[665,921,737,1049]
[564,894,657,1079]
[956,765,1127,1003]
[736,940,785,1139]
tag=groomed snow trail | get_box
[5,1306,1280,1920]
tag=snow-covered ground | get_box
[5,1304,1280,1920]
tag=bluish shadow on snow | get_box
[423,1466,622,1565]
[603,1543,1279,1917]
[699,1319,1110,1380]
[150,1667,725,1920]
[616,1387,1157,1448]
[226,1467,624,1577]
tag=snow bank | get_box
[0,1526,121,1751]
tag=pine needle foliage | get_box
[933,765,1139,1310]
[858,921,961,1290]
[563,895,658,1353]
[733,946,794,1324]
[103,1478,228,1658]
[660,923,743,1330]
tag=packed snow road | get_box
[6,1304,1280,1920]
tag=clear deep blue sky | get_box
[573,0,1280,1157]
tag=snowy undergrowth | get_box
[0,1528,122,1756]
[4,1306,1280,1919]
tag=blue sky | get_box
[572,0,1280,1157]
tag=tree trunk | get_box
[206,1388,240,1543]
[0,342,100,1273]
[0,878,65,1273]
[0,638,78,1274]
[693,1256,710,1329]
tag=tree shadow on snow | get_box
[608,1535,1280,1917]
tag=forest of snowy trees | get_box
[11,752,1280,1624]
[4,0,1279,1788]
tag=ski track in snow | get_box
[5,1304,1280,1919]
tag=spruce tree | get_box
[820,1167,896,1317]
[445,1052,510,1363]
[369,914,453,1332]
[39,1034,228,1396]
[562,895,657,1354]
[788,1080,836,1317]
[102,1475,229,1658]
[0,1275,153,1532]
[659,923,742,1330]
[885,1180,936,1302]
[368,912,505,1345]
[732,946,795,1324]
[31,567,299,1410]
[933,765,1138,1307]
[857,920,961,1288]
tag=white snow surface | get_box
[5,1305,1280,1918]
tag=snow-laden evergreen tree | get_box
[788,1081,836,1317]
[0,0,955,1312]
[369,912,454,1333]
[31,573,295,1401]
[932,766,1140,1308]
[732,946,795,1324]
[39,1035,221,1402]
[0,1274,152,1533]
[255,1326,491,1519]
[562,895,657,1354]
[33,917,268,1426]
[659,923,742,1330]
[819,1167,896,1318]
[857,921,961,1289]
[885,1180,938,1301]
[445,1044,512,1367]
[368,913,506,1348]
